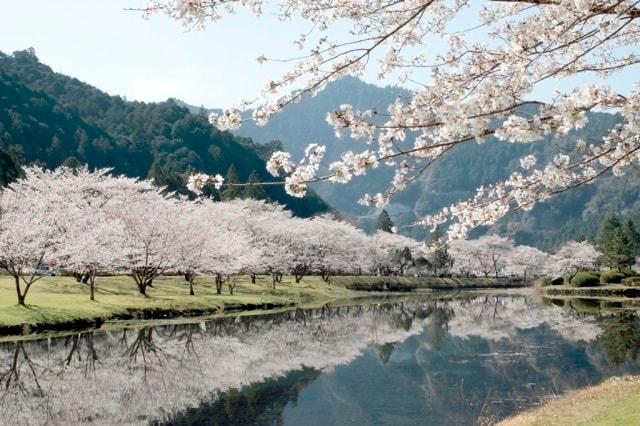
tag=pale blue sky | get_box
[0,0,323,107]
[1,0,636,108]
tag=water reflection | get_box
[0,296,638,425]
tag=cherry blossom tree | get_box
[504,245,548,283]
[306,215,367,281]
[222,199,295,288]
[0,179,63,305]
[547,240,601,280]
[448,240,480,277]
[110,184,181,296]
[52,167,133,300]
[60,214,123,301]
[451,236,515,278]
[364,231,420,275]
[172,201,207,296]
[146,0,640,242]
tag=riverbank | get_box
[0,274,527,337]
[499,375,640,425]
[543,284,640,298]
[332,275,526,291]
[0,275,357,336]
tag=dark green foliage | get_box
[0,50,328,217]
[596,214,635,269]
[153,367,320,426]
[376,342,396,365]
[600,271,626,284]
[0,148,21,185]
[622,219,640,256]
[376,209,394,233]
[550,276,565,286]
[424,226,454,276]
[569,298,602,314]
[622,276,640,287]
[220,164,242,200]
[598,313,640,367]
[243,169,267,200]
[391,246,413,275]
[570,271,600,287]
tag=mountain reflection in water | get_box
[0,295,639,425]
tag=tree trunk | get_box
[14,275,27,306]
[294,266,305,283]
[189,276,195,296]
[251,273,256,284]
[215,273,223,294]
[272,273,277,289]
[89,270,96,301]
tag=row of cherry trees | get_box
[0,166,602,305]
[0,167,421,305]
[448,236,601,282]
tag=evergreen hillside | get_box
[226,77,640,249]
[0,49,328,217]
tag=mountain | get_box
[219,77,638,249]
[0,49,328,217]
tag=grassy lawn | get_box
[0,274,357,329]
[500,376,640,426]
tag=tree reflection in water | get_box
[0,296,638,425]
[599,313,640,367]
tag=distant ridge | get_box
[189,76,640,249]
[0,49,329,217]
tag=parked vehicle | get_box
[34,264,56,276]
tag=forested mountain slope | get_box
[226,77,640,249]
[0,49,327,217]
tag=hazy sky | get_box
[0,0,326,107]
[1,0,636,109]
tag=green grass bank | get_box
[0,275,358,336]
[0,274,527,337]
[500,376,640,425]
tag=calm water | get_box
[1,294,639,425]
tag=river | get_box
[0,293,639,425]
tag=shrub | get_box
[537,275,552,286]
[622,276,640,287]
[571,272,600,287]
[570,298,601,313]
[600,271,626,284]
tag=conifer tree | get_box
[221,164,242,201]
[376,209,394,233]
[596,214,635,270]
[622,219,640,258]
[243,170,266,200]
[428,226,453,276]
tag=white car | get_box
[34,264,57,276]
